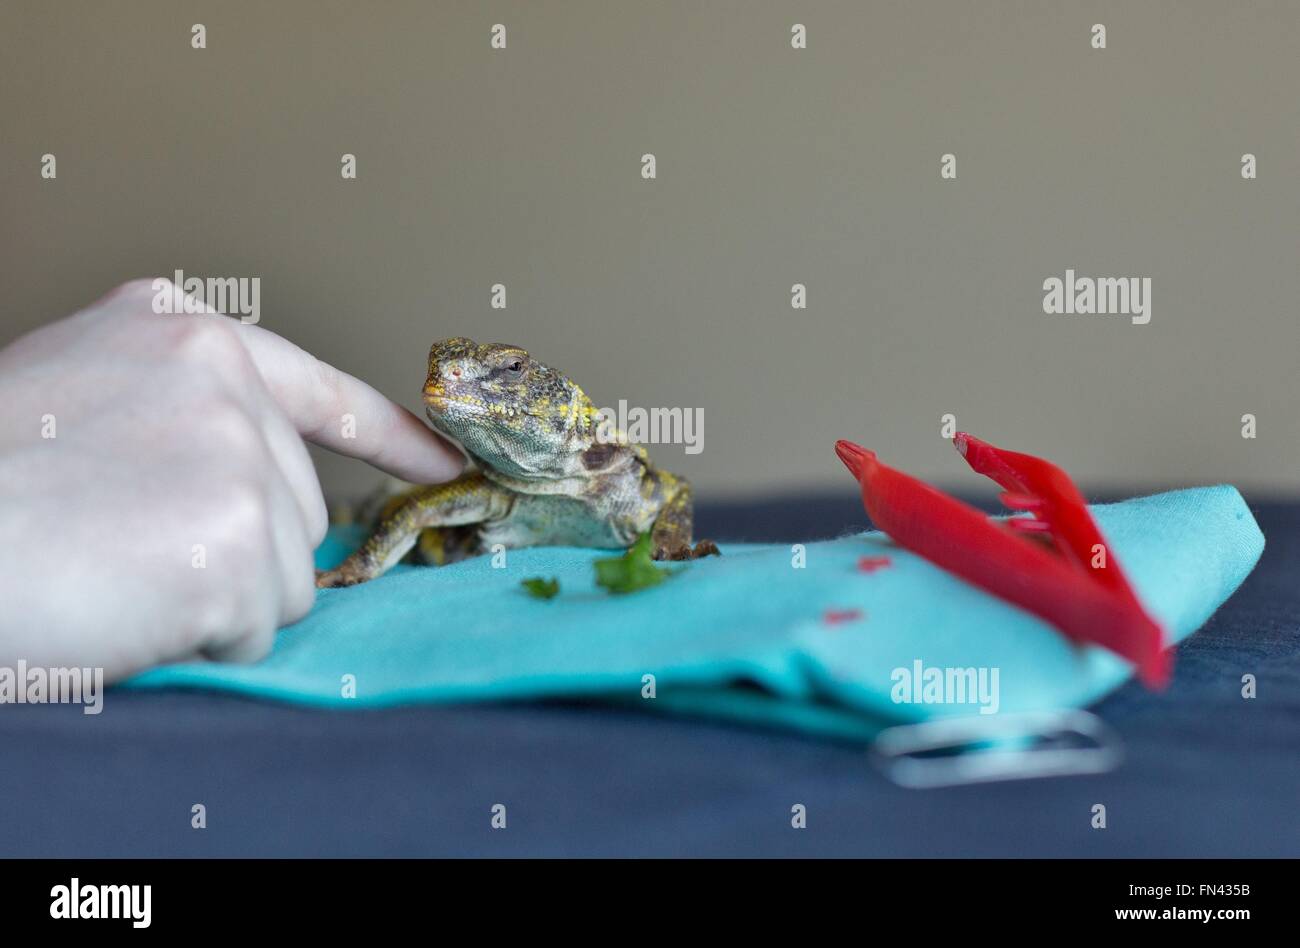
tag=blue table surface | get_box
[2,492,1296,857]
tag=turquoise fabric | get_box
[125,486,1264,742]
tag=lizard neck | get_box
[479,443,645,496]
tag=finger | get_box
[260,460,319,627]
[162,308,329,547]
[245,384,329,546]
[133,281,462,484]
[232,322,465,484]
[193,515,280,665]
[200,466,314,663]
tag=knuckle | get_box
[215,482,272,544]
[198,613,276,664]
[186,547,270,649]
[173,317,250,372]
[300,356,346,439]
[231,622,277,664]
[307,355,342,401]
[187,479,273,574]
[181,480,282,651]
[190,587,249,645]
[201,400,265,458]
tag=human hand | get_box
[0,279,464,682]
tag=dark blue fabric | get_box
[1,493,1295,857]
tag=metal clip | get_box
[871,710,1123,788]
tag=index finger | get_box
[229,321,465,484]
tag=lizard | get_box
[316,337,719,587]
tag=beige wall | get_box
[3,1,1297,500]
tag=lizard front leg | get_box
[650,481,720,561]
[316,473,513,587]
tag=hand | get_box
[0,279,463,682]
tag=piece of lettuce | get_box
[593,533,672,594]
[520,576,560,599]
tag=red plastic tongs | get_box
[835,433,1171,687]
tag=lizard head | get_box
[422,337,603,479]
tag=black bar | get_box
[0,858,1286,932]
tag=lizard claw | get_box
[652,539,721,561]
[691,539,721,558]
[315,564,368,588]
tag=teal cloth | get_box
[125,486,1264,742]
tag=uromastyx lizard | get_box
[317,337,718,587]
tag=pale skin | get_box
[0,279,464,682]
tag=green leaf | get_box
[520,576,560,600]
[593,533,672,595]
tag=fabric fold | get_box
[125,486,1265,742]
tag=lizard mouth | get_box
[422,381,473,408]
[424,385,482,408]
[423,389,478,420]
[423,384,528,422]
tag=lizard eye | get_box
[505,359,523,375]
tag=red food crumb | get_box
[822,608,864,627]
[857,555,892,574]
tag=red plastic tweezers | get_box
[835,433,1170,687]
